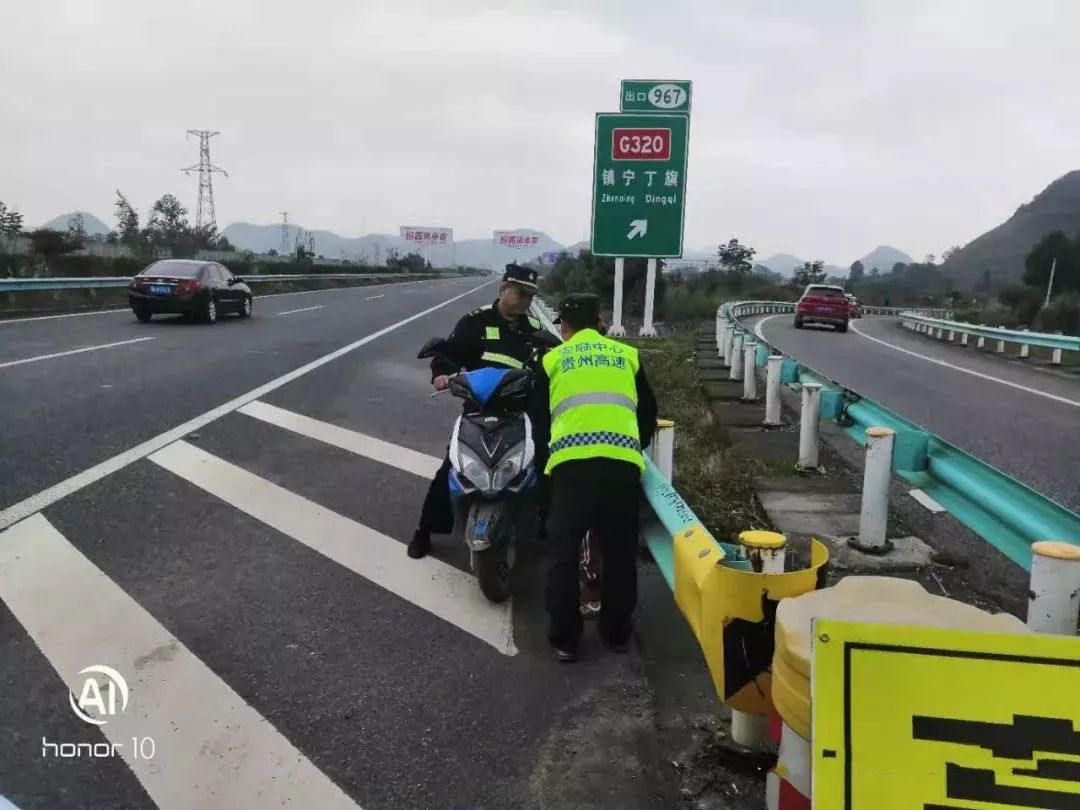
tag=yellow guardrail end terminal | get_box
[656,418,675,428]
[1032,540,1080,561]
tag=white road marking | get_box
[277,305,325,316]
[0,307,129,324]
[365,295,385,300]
[150,441,517,656]
[909,488,946,513]
[754,314,780,344]
[0,281,492,531]
[238,401,442,478]
[0,337,155,370]
[0,513,362,810]
[850,320,1080,409]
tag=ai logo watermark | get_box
[69,665,129,726]
[43,665,155,760]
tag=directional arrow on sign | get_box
[627,219,648,240]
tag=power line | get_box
[181,130,228,232]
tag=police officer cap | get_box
[502,263,539,291]
[553,293,601,324]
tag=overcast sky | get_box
[3,0,1079,263]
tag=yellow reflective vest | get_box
[542,328,643,474]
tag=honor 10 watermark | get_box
[41,665,156,760]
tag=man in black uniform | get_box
[407,264,552,559]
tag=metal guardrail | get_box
[722,300,1080,569]
[899,312,1080,355]
[0,273,436,293]
[728,300,953,318]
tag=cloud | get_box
[2,0,1079,263]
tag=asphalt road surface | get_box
[752,313,1080,512]
[0,278,666,810]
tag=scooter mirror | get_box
[417,337,448,359]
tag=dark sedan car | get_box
[128,260,253,323]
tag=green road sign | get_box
[591,113,689,258]
[620,80,692,114]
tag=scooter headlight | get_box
[491,444,526,492]
[458,445,492,491]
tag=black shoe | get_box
[407,529,432,559]
[550,643,578,663]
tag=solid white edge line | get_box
[908,488,946,513]
[0,281,493,531]
[0,337,155,370]
[276,305,326,316]
[850,320,1080,409]
[237,401,442,479]
[149,441,517,656]
[755,314,779,344]
[0,308,129,324]
[0,513,362,810]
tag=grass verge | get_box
[626,330,769,542]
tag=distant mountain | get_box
[759,253,846,278]
[943,170,1080,289]
[857,245,912,273]
[221,222,565,267]
[41,211,110,235]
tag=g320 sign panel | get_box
[591,113,689,258]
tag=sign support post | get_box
[640,258,658,337]
[609,257,626,337]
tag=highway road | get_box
[751,313,1080,512]
[0,278,664,810]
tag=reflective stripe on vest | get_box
[480,351,524,369]
[551,391,637,420]
[542,328,643,473]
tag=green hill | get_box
[944,170,1080,289]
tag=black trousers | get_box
[545,459,641,648]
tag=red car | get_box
[846,294,862,319]
[794,284,849,332]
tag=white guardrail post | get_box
[731,530,787,750]
[797,382,822,470]
[729,333,744,381]
[764,355,783,426]
[742,339,758,401]
[853,427,895,552]
[651,420,675,481]
[1027,542,1080,635]
[723,324,736,366]
[1020,330,1031,359]
[996,327,1007,353]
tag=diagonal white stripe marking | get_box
[149,441,517,656]
[0,337,155,370]
[277,305,325,316]
[0,281,492,531]
[0,514,361,810]
[909,488,946,513]
[238,401,442,478]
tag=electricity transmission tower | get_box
[280,211,289,255]
[181,130,228,231]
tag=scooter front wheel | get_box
[472,545,514,603]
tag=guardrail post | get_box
[797,383,822,470]
[1020,333,1031,359]
[742,340,758,400]
[852,427,895,552]
[729,334,744,381]
[1027,542,1080,635]
[722,324,736,366]
[651,420,676,481]
[718,321,730,358]
[947,330,955,342]
[716,318,727,355]
[996,327,1006,353]
[977,335,986,349]
[960,332,969,346]
[764,355,783,425]
[730,530,787,750]
[1052,348,1063,365]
